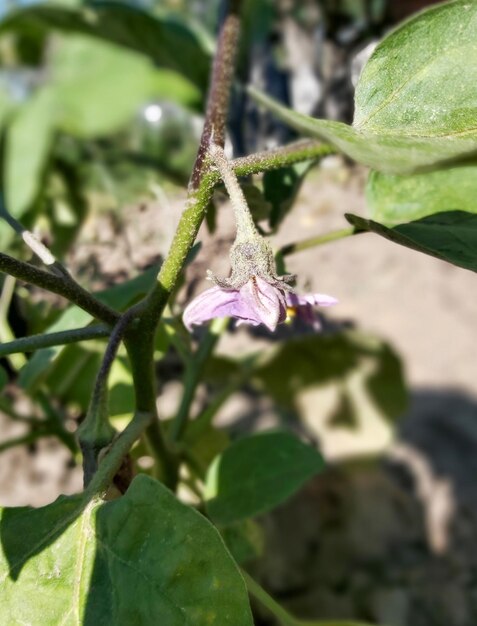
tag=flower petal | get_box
[239,277,287,332]
[286,292,338,308]
[183,286,243,330]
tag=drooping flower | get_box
[183,281,337,332]
[183,143,337,332]
[184,277,288,332]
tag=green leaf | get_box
[346,210,477,273]
[0,475,253,625]
[205,431,324,524]
[18,306,92,390]
[250,0,477,173]
[354,0,477,136]
[367,165,477,225]
[220,519,264,565]
[50,35,194,138]
[0,366,7,391]
[240,184,272,223]
[263,161,311,230]
[0,2,211,90]
[96,264,159,310]
[5,89,55,218]
[18,265,159,392]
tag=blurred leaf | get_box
[18,306,92,390]
[255,330,407,423]
[0,366,7,391]
[5,88,55,219]
[185,424,230,474]
[240,184,272,223]
[250,0,477,173]
[205,431,324,524]
[347,210,477,274]
[220,519,264,565]
[263,162,311,230]
[0,2,211,89]
[0,475,253,624]
[50,35,196,137]
[96,264,159,310]
[367,165,477,225]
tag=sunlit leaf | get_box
[0,475,253,625]
[367,165,477,225]
[347,210,477,273]
[251,1,477,173]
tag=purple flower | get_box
[183,278,337,332]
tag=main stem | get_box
[144,0,243,324]
[114,0,244,489]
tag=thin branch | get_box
[79,307,140,485]
[0,431,48,454]
[0,324,110,357]
[0,252,119,325]
[279,226,358,257]
[242,570,372,626]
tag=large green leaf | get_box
[353,0,477,135]
[367,165,477,225]
[0,475,253,625]
[347,210,477,273]
[205,431,324,525]
[0,2,211,90]
[250,0,477,173]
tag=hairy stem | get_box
[0,252,119,325]
[231,140,334,177]
[210,143,257,241]
[145,0,244,324]
[0,324,110,357]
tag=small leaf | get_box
[0,475,253,625]
[205,431,324,524]
[263,162,311,230]
[346,210,477,273]
[367,165,477,225]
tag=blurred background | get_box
[1,1,477,625]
